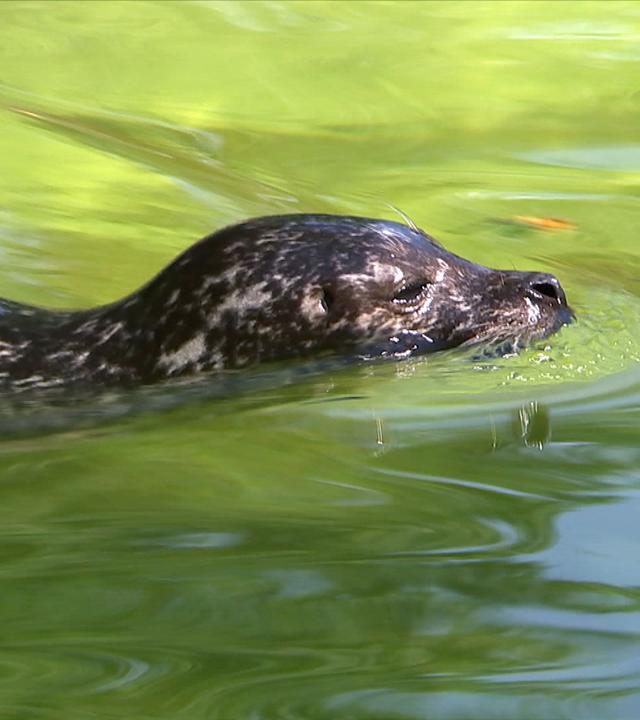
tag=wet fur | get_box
[0,214,572,392]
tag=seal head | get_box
[0,214,572,391]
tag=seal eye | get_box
[320,288,334,313]
[393,281,430,305]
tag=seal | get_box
[0,214,572,392]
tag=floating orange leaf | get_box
[512,215,576,231]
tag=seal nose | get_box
[525,272,568,306]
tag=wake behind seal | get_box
[0,214,573,392]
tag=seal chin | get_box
[559,305,576,325]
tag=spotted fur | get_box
[0,214,572,392]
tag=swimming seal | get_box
[0,214,572,392]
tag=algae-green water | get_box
[1,1,640,717]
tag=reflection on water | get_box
[0,1,639,719]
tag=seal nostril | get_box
[531,281,560,301]
[524,273,568,306]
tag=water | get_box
[0,1,639,717]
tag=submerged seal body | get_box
[0,214,572,391]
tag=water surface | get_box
[0,2,639,718]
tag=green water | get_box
[1,1,640,717]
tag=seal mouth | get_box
[552,304,575,331]
[469,301,574,358]
[359,330,454,361]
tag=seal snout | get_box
[517,271,574,330]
